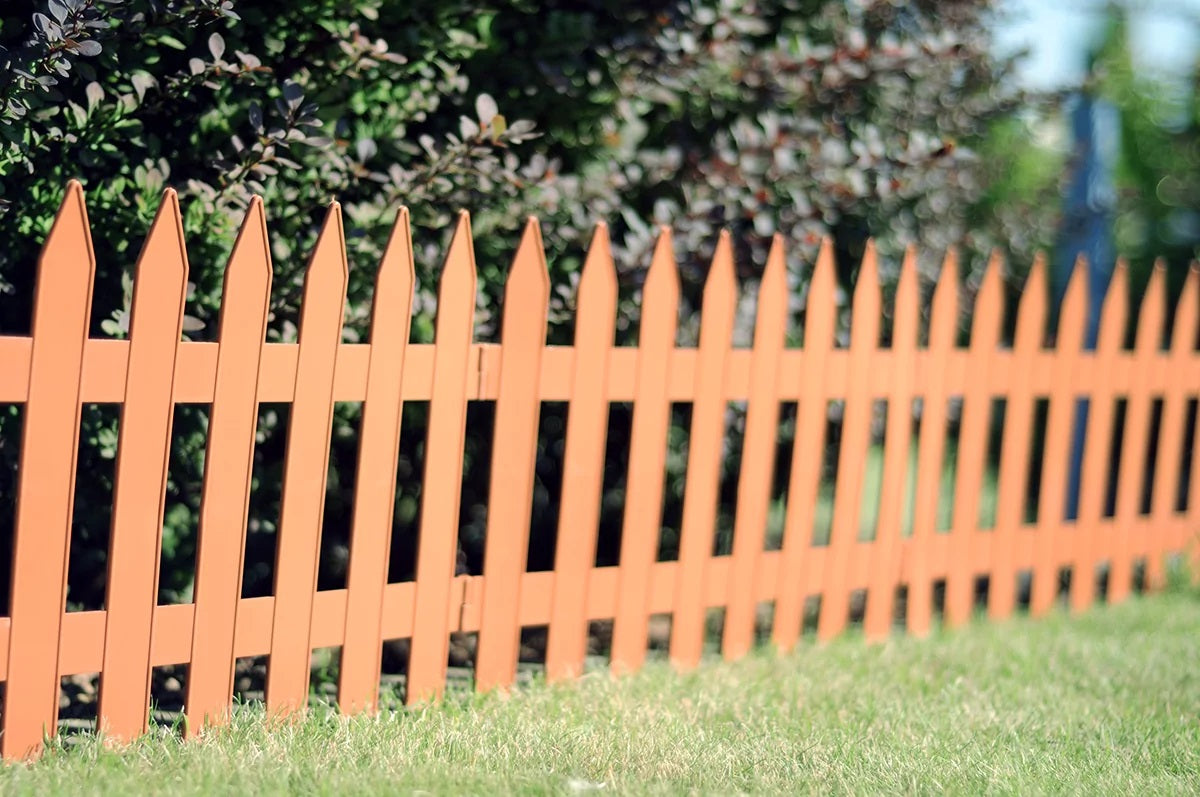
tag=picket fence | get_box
[0,181,1197,759]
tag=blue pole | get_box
[1058,92,1119,521]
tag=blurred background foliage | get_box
[0,1,1194,621]
[1095,8,1199,303]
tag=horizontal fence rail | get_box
[0,182,1197,759]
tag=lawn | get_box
[3,587,1197,795]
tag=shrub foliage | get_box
[0,0,1018,611]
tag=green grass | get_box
[4,589,1199,795]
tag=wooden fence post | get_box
[1030,261,1086,615]
[545,225,618,682]
[1148,264,1188,589]
[2,182,95,760]
[186,198,272,733]
[943,255,1002,627]
[863,247,918,640]
[818,242,879,641]
[722,236,787,660]
[671,232,737,668]
[338,209,414,713]
[98,190,188,741]
[989,257,1047,620]
[612,230,679,675]
[1070,263,1128,612]
[1110,267,1165,604]
[1183,266,1200,578]
[266,205,348,716]
[407,213,477,704]
[475,219,550,692]
[773,239,835,653]
[908,250,959,636]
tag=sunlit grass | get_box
[4,586,1197,795]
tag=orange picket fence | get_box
[0,181,1198,759]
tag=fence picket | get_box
[475,219,550,692]
[773,239,835,652]
[98,190,188,741]
[265,205,349,716]
[943,254,1002,626]
[1184,267,1200,577]
[671,232,737,668]
[545,225,618,682]
[186,197,272,733]
[1029,261,1086,615]
[1110,267,1165,604]
[863,247,919,640]
[2,182,95,760]
[988,257,1047,620]
[612,230,679,674]
[1148,265,1185,589]
[339,209,415,713]
[1070,263,1128,612]
[407,213,477,704]
[722,235,787,660]
[908,250,958,636]
[818,242,880,641]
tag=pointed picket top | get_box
[438,211,479,315]
[695,230,738,349]
[893,245,919,346]
[136,189,189,295]
[1136,260,1167,352]
[929,247,959,349]
[129,186,189,328]
[1014,254,1048,351]
[703,229,738,308]
[1057,254,1088,352]
[645,226,681,297]
[970,250,1004,349]
[756,234,789,342]
[1097,260,1129,353]
[221,196,273,313]
[640,226,681,337]
[372,207,416,333]
[120,189,189,327]
[805,237,837,349]
[228,196,270,274]
[507,216,551,304]
[301,202,350,312]
[578,222,619,316]
[41,179,96,287]
[762,234,787,293]
[850,239,880,349]
[1172,264,1199,353]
